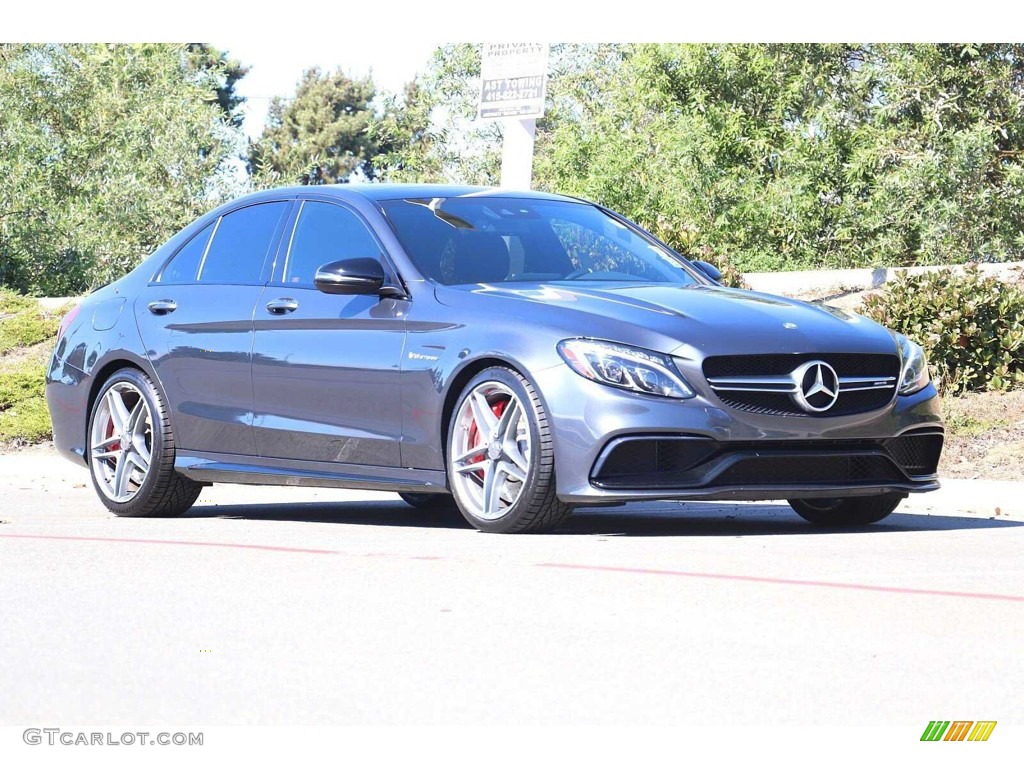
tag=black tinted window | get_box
[284,202,380,285]
[160,222,214,284]
[198,202,288,285]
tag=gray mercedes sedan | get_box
[45,184,943,533]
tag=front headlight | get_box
[895,333,930,395]
[557,339,695,399]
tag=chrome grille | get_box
[703,353,901,417]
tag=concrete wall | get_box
[744,261,1024,295]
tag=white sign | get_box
[478,43,549,121]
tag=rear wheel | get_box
[788,494,903,527]
[447,367,573,533]
[88,367,202,517]
[398,492,457,510]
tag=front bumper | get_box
[532,365,944,505]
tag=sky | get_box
[216,39,442,140]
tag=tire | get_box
[788,493,904,527]
[398,492,457,510]
[446,366,573,533]
[87,367,202,518]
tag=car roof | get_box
[346,183,582,203]
[237,183,587,205]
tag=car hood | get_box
[435,282,900,358]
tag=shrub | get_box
[0,365,50,444]
[0,290,63,445]
[862,265,1024,393]
[644,219,750,289]
[0,290,65,355]
[0,287,36,316]
[0,308,61,355]
[0,370,42,409]
[0,391,51,443]
[700,254,749,290]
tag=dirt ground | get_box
[939,389,1024,480]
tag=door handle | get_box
[266,298,299,315]
[147,299,177,315]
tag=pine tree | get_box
[248,67,377,185]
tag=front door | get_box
[251,200,406,466]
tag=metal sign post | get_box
[500,118,537,190]
[477,43,549,190]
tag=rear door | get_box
[135,200,292,456]
[251,199,406,466]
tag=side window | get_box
[198,202,288,285]
[159,222,214,284]
[284,202,381,285]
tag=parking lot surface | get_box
[1,449,1022,725]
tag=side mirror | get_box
[314,258,386,295]
[693,260,722,283]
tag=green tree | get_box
[536,43,1024,270]
[370,79,443,182]
[0,43,245,295]
[378,43,1024,272]
[186,43,250,128]
[248,67,377,185]
[846,44,1024,265]
[370,44,505,185]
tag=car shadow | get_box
[186,498,1024,537]
[188,499,474,529]
[559,505,1024,536]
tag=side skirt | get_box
[175,451,449,494]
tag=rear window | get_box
[159,222,215,284]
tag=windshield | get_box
[379,197,701,287]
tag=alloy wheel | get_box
[90,382,153,503]
[450,381,531,520]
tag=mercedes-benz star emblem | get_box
[790,360,840,413]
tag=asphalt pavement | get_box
[1,448,1022,725]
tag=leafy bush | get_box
[0,369,42,408]
[0,290,62,445]
[532,44,1024,272]
[0,383,50,443]
[644,219,749,289]
[699,254,749,290]
[0,365,49,444]
[0,287,36,316]
[862,266,1024,393]
[0,290,63,355]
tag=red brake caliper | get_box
[467,397,507,480]
[106,417,120,455]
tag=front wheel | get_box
[88,367,202,517]
[788,494,904,527]
[447,367,573,533]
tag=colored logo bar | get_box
[921,721,997,741]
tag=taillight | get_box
[56,305,81,343]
